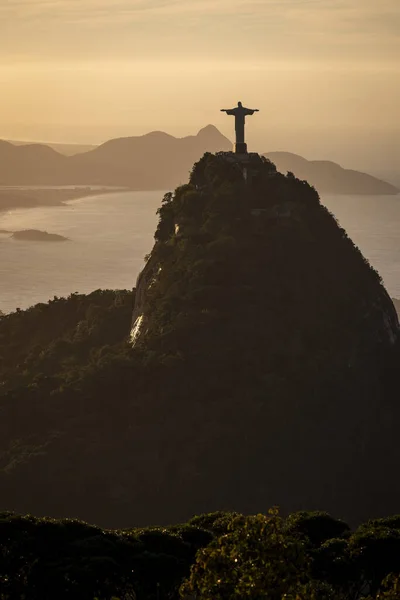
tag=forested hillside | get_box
[1,153,400,529]
[0,289,133,391]
[3,508,400,600]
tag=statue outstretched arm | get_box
[221,109,236,115]
[245,108,259,115]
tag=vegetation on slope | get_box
[1,153,400,529]
[3,508,400,600]
[0,289,134,391]
[138,152,393,361]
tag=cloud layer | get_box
[1,0,399,38]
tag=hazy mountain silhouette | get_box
[8,140,96,156]
[0,140,67,185]
[66,125,232,188]
[264,152,399,195]
[0,126,232,188]
[1,130,397,194]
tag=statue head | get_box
[238,101,242,107]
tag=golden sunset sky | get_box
[0,0,399,171]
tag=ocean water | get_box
[0,190,399,314]
[0,191,162,313]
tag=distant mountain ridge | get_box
[0,126,232,188]
[7,140,96,156]
[264,151,399,195]
[0,129,397,194]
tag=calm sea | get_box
[0,190,399,314]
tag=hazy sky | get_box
[0,0,399,171]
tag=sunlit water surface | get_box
[0,190,399,313]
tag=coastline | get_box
[0,180,398,219]
[0,187,124,215]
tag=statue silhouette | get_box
[221,101,259,154]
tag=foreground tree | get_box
[180,508,335,600]
[374,576,400,600]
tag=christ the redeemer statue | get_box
[221,101,259,154]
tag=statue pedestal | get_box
[235,142,247,154]
[218,150,266,185]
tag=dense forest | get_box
[1,152,400,530]
[0,288,134,391]
[3,507,400,599]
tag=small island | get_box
[11,229,69,242]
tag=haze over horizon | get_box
[0,0,399,173]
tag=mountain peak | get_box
[143,130,176,140]
[197,124,220,136]
[197,124,231,142]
